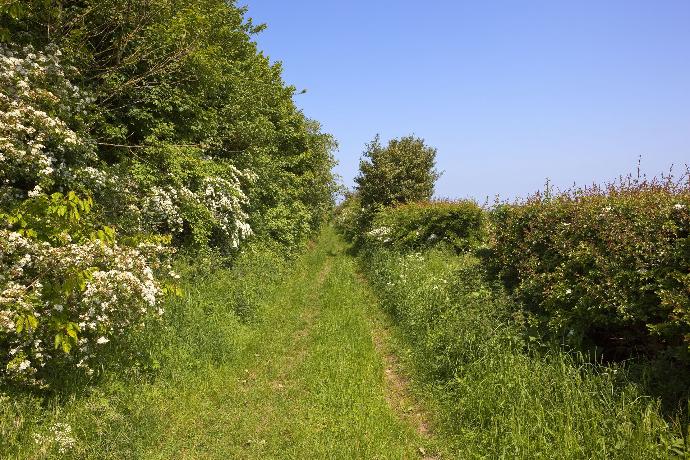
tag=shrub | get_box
[354,135,440,232]
[489,175,690,355]
[365,200,485,253]
[0,191,173,388]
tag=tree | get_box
[2,0,337,251]
[355,134,439,211]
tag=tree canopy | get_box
[355,134,439,210]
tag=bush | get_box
[365,200,485,253]
[355,135,440,210]
[0,192,173,388]
[489,176,690,356]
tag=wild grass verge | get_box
[363,247,688,458]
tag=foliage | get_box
[0,45,180,388]
[333,191,362,243]
[354,134,439,231]
[365,200,485,253]
[0,44,97,206]
[0,0,337,390]
[363,245,685,458]
[0,191,171,387]
[1,0,337,251]
[488,174,690,356]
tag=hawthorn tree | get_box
[355,134,439,210]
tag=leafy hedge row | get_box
[489,178,690,356]
[345,175,690,357]
[366,201,485,252]
[0,1,336,388]
[362,247,683,457]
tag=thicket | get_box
[489,175,690,359]
[0,1,336,388]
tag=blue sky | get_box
[244,1,690,201]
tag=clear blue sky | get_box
[244,1,690,201]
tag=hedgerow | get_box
[362,246,683,457]
[365,200,485,252]
[489,175,690,356]
[0,0,337,390]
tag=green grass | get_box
[1,228,430,459]
[363,246,688,459]
[4,227,686,459]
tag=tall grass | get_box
[363,247,687,458]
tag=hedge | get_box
[366,200,485,252]
[489,178,690,356]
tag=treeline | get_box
[0,1,336,387]
[337,135,690,456]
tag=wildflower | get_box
[96,336,109,345]
[27,185,42,197]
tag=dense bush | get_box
[489,176,690,356]
[363,246,685,457]
[353,134,439,233]
[0,241,288,457]
[1,0,337,251]
[0,1,337,389]
[365,200,485,252]
[0,192,173,388]
[0,46,178,387]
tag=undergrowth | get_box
[362,246,688,458]
[0,244,287,459]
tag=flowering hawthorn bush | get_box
[0,44,97,204]
[1,44,255,251]
[0,45,176,387]
[0,191,171,387]
[136,168,253,248]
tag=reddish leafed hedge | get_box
[489,177,690,355]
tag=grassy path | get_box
[140,227,435,459]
